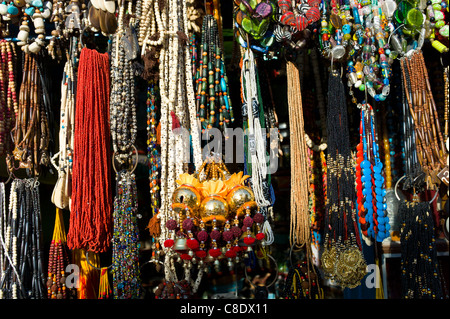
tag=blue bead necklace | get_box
[361,103,390,242]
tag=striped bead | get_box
[280,11,295,26]
[306,7,320,23]
[295,15,307,31]
[307,0,321,7]
[277,0,291,13]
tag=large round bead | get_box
[226,185,255,212]
[280,11,295,26]
[306,7,320,23]
[172,184,202,211]
[295,15,308,31]
[199,195,229,225]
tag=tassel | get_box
[171,111,181,131]
[72,249,100,299]
[146,214,161,238]
[98,267,111,299]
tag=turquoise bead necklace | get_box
[360,103,390,242]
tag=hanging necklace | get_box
[400,51,446,189]
[195,14,234,133]
[47,208,71,299]
[158,0,203,282]
[51,37,77,210]
[1,178,45,299]
[358,103,390,242]
[321,70,366,289]
[399,200,444,299]
[0,40,17,156]
[111,170,141,299]
[7,52,50,177]
[110,3,138,168]
[68,47,113,254]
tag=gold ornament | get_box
[226,185,255,213]
[199,195,229,225]
[172,185,202,212]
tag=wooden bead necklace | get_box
[47,208,71,299]
[400,51,446,189]
[0,39,17,156]
[7,52,50,177]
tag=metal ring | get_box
[394,174,440,204]
[112,144,139,174]
[140,259,165,271]
[85,250,112,270]
[394,175,406,201]
[244,254,278,288]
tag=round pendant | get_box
[331,45,346,60]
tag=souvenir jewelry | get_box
[321,70,366,289]
[111,170,141,299]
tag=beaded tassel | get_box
[111,171,141,299]
[47,208,71,299]
[195,15,233,132]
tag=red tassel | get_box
[186,239,199,250]
[171,111,181,131]
[164,239,174,248]
[243,237,255,246]
[180,253,192,260]
[196,250,207,258]
[208,248,222,258]
[256,233,265,241]
[225,250,237,258]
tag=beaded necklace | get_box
[358,103,390,242]
[345,0,394,104]
[195,14,234,133]
[111,170,141,299]
[47,208,71,299]
[68,47,113,254]
[7,52,50,177]
[320,70,366,289]
[110,6,138,167]
[51,38,77,210]
[0,40,16,156]
[399,200,444,299]
[240,49,273,230]
[400,51,446,189]
[158,0,203,282]
[1,178,45,299]
[285,59,310,248]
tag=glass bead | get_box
[439,25,449,37]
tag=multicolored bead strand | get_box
[111,171,141,299]
[195,14,233,132]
